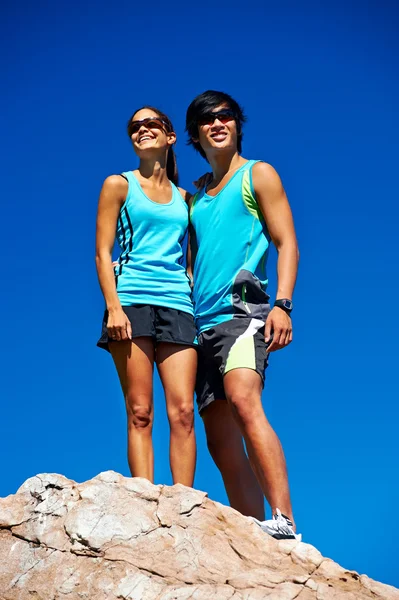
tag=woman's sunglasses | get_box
[197,109,235,127]
[129,117,170,136]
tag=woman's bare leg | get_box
[157,343,197,486]
[110,337,155,481]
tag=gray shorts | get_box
[97,305,197,352]
[195,316,270,414]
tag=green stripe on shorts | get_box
[225,333,256,372]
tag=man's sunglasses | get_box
[197,109,235,127]
[129,117,170,136]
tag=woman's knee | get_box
[168,400,194,433]
[126,393,152,430]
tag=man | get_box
[186,91,300,539]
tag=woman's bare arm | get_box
[95,175,132,340]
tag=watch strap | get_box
[273,298,293,314]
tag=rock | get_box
[0,471,397,599]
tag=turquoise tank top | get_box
[114,171,193,315]
[190,160,271,333]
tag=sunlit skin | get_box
[194,104,298,351]
[191,103,299,527]
[95,108,197,487]
[193,103,246,183]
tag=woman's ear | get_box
[167,131,177,145]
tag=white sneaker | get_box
[252,508,302,541]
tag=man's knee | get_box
[227,388,262,425]
[206,433,223,462]
[206,430,243,473]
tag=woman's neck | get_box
[137,157,169,184]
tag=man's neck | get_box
[208,152,246,184]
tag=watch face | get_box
[284,300,293,310]
[275,299,293,311]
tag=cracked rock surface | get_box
[0,471,397,599]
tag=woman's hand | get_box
[107,307,132,341]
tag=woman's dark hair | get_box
[127,106,179,185]
[185,90,247,160]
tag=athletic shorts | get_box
[195,317,270,414]
[97,305,197,352]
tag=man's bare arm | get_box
[252,162,299,351]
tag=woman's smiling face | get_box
[129,108,176,157]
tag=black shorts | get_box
[196,317,270,414]
[97,305,197,352]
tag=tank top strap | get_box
[121,172,182,207]
[119,171,139,208]
[121,171,142,192]
[171,182,189,210]
[242,160,262,196]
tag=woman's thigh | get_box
[156,343,197,402]
[110,337,155,402]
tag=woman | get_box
[96,107,197,486]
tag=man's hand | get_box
[265,307,292,352]
[193,172,212,190]
[107,307,132,342]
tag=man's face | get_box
[195,104,238,157]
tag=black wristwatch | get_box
[274,298,293,314]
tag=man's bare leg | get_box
[202,399,265,520]
[223,368,294,527]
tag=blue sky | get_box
[1,0,398,589]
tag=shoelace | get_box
[271,513,295,535]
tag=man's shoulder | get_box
[251,161,278,177]
[251,161,283,193]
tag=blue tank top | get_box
[190,160,270,333]
[114,171,193,315]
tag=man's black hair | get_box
[185,90,247,160]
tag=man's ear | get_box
[191,136,199,143]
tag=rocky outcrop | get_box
[0,471,397,599]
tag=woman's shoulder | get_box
[99,175,129,207]
[177,186,192,205]
[103,174,130,190]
